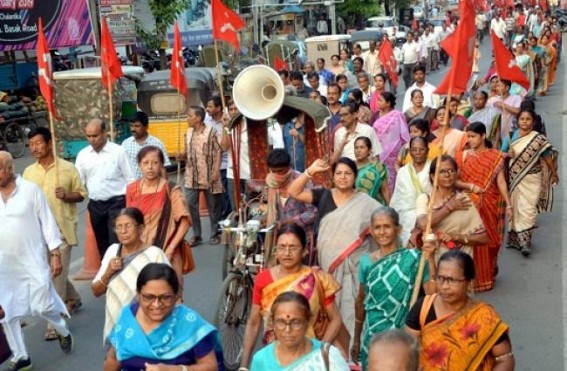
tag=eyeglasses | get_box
[114,223,139,232]
[439,169,456,176]
[275,245,303,254]
[140,292,176,304]
[435,275,467,286]
[273,319,305,331]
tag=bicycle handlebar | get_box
[220,223,277,234]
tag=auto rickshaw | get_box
[137,67,217,157]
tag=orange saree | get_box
[458,149,505,292]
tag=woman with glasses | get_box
[126,145,190,291]
[415,156,489,262]
[350,207,437,369]
[405,251,515,370]
[250,292,349,370]
[92,207,169,348]
[240,224,345,369]
[104,263,223,371]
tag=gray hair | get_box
[370,206,400,227]
[370,330,420,371]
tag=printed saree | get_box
[355,160,389,204]
[420,295,509,371]
[404,106,436,126]
[458,149,505,292]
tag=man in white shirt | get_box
[307,72,328,97]
[490,12,506,41]
[437,23,453,66]
[75,118,133,258]
[332,102,382,163]
[364,41,382,77]
[402,65,440,112]
[421,27,436,72]
[0,152,74,370]
[121,111,171,178]
[401,32,420,90]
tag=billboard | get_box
[0,0,94,51]
[100,0,137,46]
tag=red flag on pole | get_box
[100,17,123,91]
[539,0,548,12]
[37,18,56,117]
[378,39,399,88]
[273,56,289,71]
[490,31,531,90]
[435,0,476,95]
[211,0,245,50]
[170,23,187,97]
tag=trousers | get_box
[185,188,223,238]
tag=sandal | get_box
[66,300,83,315]
[44,328,58,342]
[189,236,203,247]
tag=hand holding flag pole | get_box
[170,23,188,185]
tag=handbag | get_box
[155,181,196,275]
[312,269,351,359]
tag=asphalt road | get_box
[2,36,565,370]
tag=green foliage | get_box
[338,0,381,17]
[135,0,190,48]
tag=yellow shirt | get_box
[23,158,88,246]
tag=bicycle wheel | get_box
[214,272,252,371]
[4,122,25,158]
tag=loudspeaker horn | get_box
[232,65,285,121]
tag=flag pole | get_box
[176,81,183,185]
[107,77,115,142]
[213,40,227,110]
[47,110,60,187]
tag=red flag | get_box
[412,19,418,31]
[435,0,476,95]
[36,18,56,117]
[490,31,530,90]
[273,56,288,71]
[540,0,548,12]
[100,17,123,91]
[211,0,245,50]
[378,39,399,88]
[170,23,187,97]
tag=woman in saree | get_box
[415,155,489,262]
[329,54,348,77]
[288,157,381,340]
[457,122,512,292]
[104,264,222,371]
[395,119,440,172]
[368,73,387,115]
[348,88,372,124]
[514,41,534,96]
[431,106,467,158]
[446,96,469,131]
[350,207,437,369]
[391,137,433,246]
[92,207,169,347]
[354,136,390,205]
[126,146,190,289]
[406,250,515,371]
[339,48,354,74]
[240,224,344,369]
[403,89,436,127]
[537,34,553,95]
[251,292,350,371]
[502,109,559,256]
[372,92,410,191]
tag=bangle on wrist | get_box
[355,318,363,323]
[238,368,250,371]
[304,169,313,179]
[180,366,188,371]
[100,276,108,287]
[444,203,452,212]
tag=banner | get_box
[0,0,94,51]
[99,0,136,46]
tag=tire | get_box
[214,272,252,371]
[221,238,236,280]
[3,122,25,158]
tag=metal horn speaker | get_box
[232,65,285,120]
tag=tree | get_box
[136,0,190,69]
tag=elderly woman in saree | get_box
[395,119,440,172]
[372,92,410,191]
[240,224,345,368]
[403,89,436,127]
[126,146,190,290]
[514,41,534,96]
[354,136,390,205]
[415,155,489,262]
[92,207,169,347]
[457,122,512,292]
[350,207,437,369]
[104,264,222,371]
[501,109,559,256]
[391,137,433,246]
[288,157,381,341]
[405,251,515,371]
[431,107,467,158]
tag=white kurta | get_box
[0,176,66,322]
[390,161,432,246]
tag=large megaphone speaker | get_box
[232,65,285,121]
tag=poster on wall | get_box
[0,0,94,51]
[168,0,213,47]
[99,0,137,46]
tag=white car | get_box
[413,6,425,19]
[365,16,407,44]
